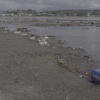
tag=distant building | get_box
[0,14,6,17]
[47,14,54,16]
[40,13,48,16]
[9,13,14,16]
[87,13,91,17]
[28,14,33,16]
[19,13,25,16]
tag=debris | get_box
[58,58,90,76]
[44,35,49,40]
[30,36,35,40]
[38,36,49,46]
[20,33,27,36]
[14,31,21,34]
[59,59,67,65]
[58,40,63,44]
[91,69,100,84]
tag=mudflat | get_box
[0,31,100,100]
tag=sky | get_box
[0,0,100,11]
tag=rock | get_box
[65,97,70,100]
[79,75,82,78]
[35,74,38,76]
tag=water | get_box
[0,17,100,61]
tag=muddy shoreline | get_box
[0,31,100,100]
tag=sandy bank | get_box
[0,31,100,100]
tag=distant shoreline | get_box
[0,16,100,21]
[0,16,100,18]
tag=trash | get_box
[76,68,90,76]
[58,40,63,44]
[91,69,100,84]
[38,36,49,46]
[14,31,21,34]
[30,36,35,40]
[44,35,49,40]
[20,33,27,35]
[39,40,49,46]
[59,59,67,65]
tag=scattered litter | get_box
[58,57,90,76]
[44,35,49,40]
[91,69,100,84]
[58,40,63,44]
[38,36,49,46]
[30,36,35,40]
[20,33,27,36]
[14,31,21,34]
[59,59,67,65]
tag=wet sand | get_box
[0,31,100,100]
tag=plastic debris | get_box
[30,36,35,40]
[14,31,21,34]
[38,36,49,46]
[20,33,27,35]
[58,40,63,44]
[44,35,49,40]
[91,69,100,84]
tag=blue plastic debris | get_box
[91,69,100,84]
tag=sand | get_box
[0,31,100,100]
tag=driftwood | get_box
[58,60,90,77]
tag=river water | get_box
[0,17,100,61]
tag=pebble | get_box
[65,97,70,100]
[79,75,82,78]
[35,74,39,76]
[53,47,56,49]
[66,85,69,87]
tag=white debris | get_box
[14,31,21,34]
[85,72,88,75]
[20,33,27,36]
[38,36,49,46]
[44,35,49,40]
[30,36,35,40]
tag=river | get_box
[0,17,100,61]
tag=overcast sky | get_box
[0,0,100,11]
